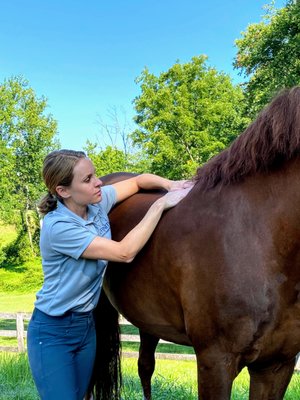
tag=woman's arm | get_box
[112,173,191,203]
[81,185,192,263]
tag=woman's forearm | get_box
[118,198,165,262]
[135,173,171,191]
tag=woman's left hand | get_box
[169,179,194,192]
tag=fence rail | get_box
[0,312,196,360]
[0,312,32,352]
[3,312,299,367]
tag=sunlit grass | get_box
[0,292,36,312]
[0,223,17,249]
[0,352,39,400]
[1,353,300,400]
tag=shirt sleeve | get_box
[100,185,117,214]
[48,219,96,260]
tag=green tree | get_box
[234,0,300,117]
[85,107,150,176]
[0,76,58,261]
[85,141,130,175]
[132,55,249,179]
[85,141,150,177]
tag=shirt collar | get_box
[56,201,98,225]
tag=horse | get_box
[89,86,300,400]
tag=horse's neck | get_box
[269,158,300,206]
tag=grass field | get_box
[0,223,17,248]
[1,352,300,400]
[0,292,36,312]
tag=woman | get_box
[27,149,193,400]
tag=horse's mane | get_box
[194,86,300,190]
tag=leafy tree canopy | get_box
[0,76,58,223]
[234,0,300,117]
[84,140,150,177]
[132,55,249,179]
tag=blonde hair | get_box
[38,149,86,215]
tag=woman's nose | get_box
[96,178,103,187]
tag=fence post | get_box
[16,312,25,352]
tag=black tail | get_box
[89,289,122,399]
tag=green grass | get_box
[0,292,36,312]
[1,353,300,399]
[0,291,36,349]
[0,259,43,293]
[121,324,195,355]
[0,223,17,248]
[0,352,39,400]
[122,357,198,399]
[0,222,43,293]
[121,340,194,354]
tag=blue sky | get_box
[0,0,286,150]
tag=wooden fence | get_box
[0,312,195,360]
[0,312,31,352]
[3,312,300,368]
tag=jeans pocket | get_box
[38,321,71,345]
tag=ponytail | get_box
[38,192,58,216]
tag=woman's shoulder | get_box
[42,208,81,233]
[100,185,117,210]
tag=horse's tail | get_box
[88,289,122,400]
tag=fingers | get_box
[163,185,193,209]
[169,179,194,191]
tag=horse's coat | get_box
[90,87,300,400]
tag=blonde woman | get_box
[27,149,193,400]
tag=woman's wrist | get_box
[152,196,166,212]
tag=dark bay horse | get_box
[90,86,300,399]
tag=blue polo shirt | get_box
[35,185,117,316]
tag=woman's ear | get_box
[56,186,71,199]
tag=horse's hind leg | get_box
[138,330,159,400]
[248,358,296,399]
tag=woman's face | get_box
[60,158,103,206]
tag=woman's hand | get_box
[169,179,194,192]
[158,184,194,210]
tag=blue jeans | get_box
[27,308,96,400]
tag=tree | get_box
[131,56,249,179]
[234,0,300,117]
[85,107,150,176]
[85,141,132,175]
[0,76,58,261]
